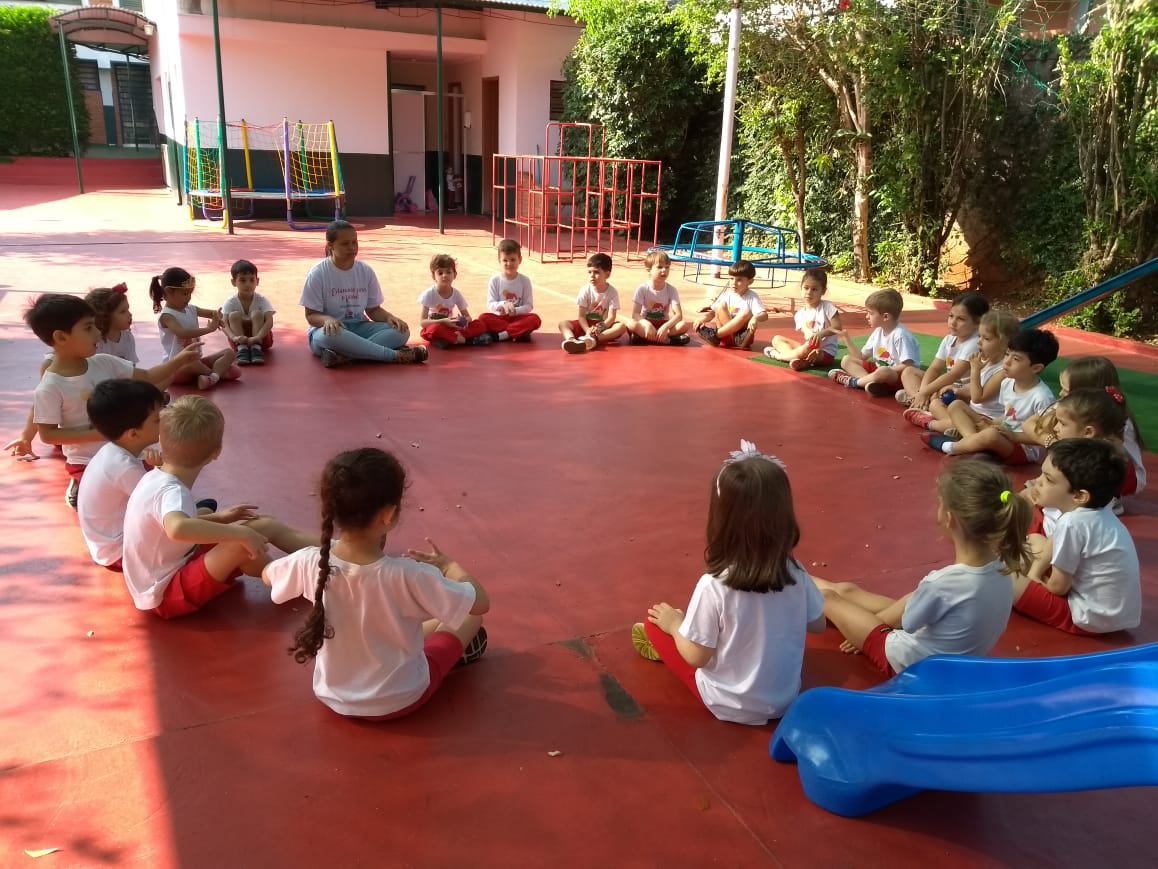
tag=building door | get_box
[391,88,426,212]
[114,62,156,147]
[481,77,498,216]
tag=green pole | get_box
[436,1,445,234]
[210,0,233,234]
[57,23,84,194]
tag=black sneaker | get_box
[195,498,218,513]
[629,333,648,346]
[236,345,252,366]
[430,338,452,350]
[249,346,265,365]
[396,346,429,364]
[467,333,495,346]
[697,325,721,346]
[865,381,894,398]
[65,479,79,510]
[514,333,533,343]
[668,334,691,346]
[459,626,488,666]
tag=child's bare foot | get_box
[839,640,863,655]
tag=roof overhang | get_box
[50,7,155,56]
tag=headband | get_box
[716,440,786,495]
[111,282,128,294]
[1105,386,1125,405]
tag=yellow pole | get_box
[327,120,340,195]
[241,119,253,189]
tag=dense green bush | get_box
[0,7,90,156]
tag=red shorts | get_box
[859,624,897,676]
[801,351,836,368]
[65,462,86,483]
[567,319,605,335]
[1013,581,1094,636]
[358,632,466,721]
[152,544,241,619]
[1121,461,1138,497]
[1027,505,1045,536]
[1004,443,1034,466]
[103,559,123,573]
[227,331,275,350]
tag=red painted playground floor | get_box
[1,175,1157,867]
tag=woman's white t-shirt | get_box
[299,259,384,321]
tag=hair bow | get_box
[111,282,128,294]
[718,440,787,495]
[1105,386,1125,405]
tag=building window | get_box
[549,80,566,122]
[77,61,101,91]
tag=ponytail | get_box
[288,510,336,663]
[993,490,1033,576]
[937,462,1032,576]
[148,275,164,314]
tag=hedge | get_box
[0,7,90,156]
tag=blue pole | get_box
[1020,258,1158,328]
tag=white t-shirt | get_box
[122,469,200,609]
[222,292,275,317]
[860,324,920,369]
[885,561,1013,673]
[77,442,146,566]
[934,332,980,368]
[575,284,620,324]
[1052,506,1141,632]
[969,362,1005,419]
[997,379,1056,463]
[487,274,534,315]
[157,305,201,363]
[633,283,681,323]
[793,300,840,357]
[679,563,825,725]
[96,330,138,364]
[33,354,136,465]
[1124,420,1147,494]
[300,259,384,321]
[716,289,765,320]
[417,286,470,319]
[266,547,477,717]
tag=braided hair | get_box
[289,448,407,663]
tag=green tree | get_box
[559,0,722,233]
[0,7,90,157]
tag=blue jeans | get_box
[308,319,410,362]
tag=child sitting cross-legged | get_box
[221,259,276,366]
[894,291,988,408]
[815,460,1031,677]
[624,251,692,346]
[765,267,842,371]
[558,253,627,354]
[694,260,767,350]
[417,253,494,349]
[632,441,827,725]
[829,289,920,397]
[923,327,1059,464]
[265,448,490,720]
[122,396,317,619]
[1013,438,1140,635]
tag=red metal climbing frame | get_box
[491,123,662,262]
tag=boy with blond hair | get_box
[121,396,317,619]
[830,288,920,397]
[624,251,691,346]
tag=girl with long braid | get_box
[263,448,489,719]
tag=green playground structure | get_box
[184,118,345,231]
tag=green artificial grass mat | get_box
[751,332,1156,446]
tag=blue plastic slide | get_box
[1019,256,1158,328]
[770,644,1158,817]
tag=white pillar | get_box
[713,0,742,275]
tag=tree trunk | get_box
[853,138,873,282]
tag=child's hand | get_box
[219,503,260,523]
[502,300,517,316]
[647,602,684,636]
[407,537,456,574]
[237,525,269,560]
[322,316,345,336]
[5,437,34,458]
[969,351,984,371]
[173,341,204,364]
[142,447,163,467]
[207,310,224,329]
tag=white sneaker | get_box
[581,335,597,350]
[894,389,912,406]
[562,338,586,354]
[764,347,778,359]
[1111,496,1125,516]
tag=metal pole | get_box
[436,1,446,233]
[210,0,233,234]
[57,24,84,194]
[713,0,742,273]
